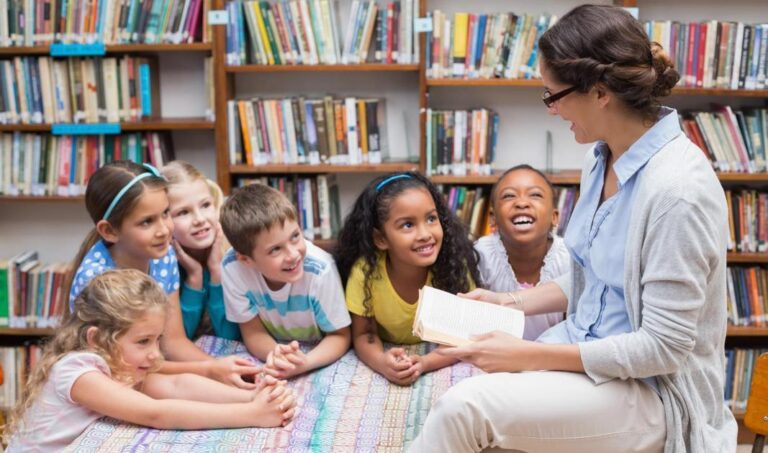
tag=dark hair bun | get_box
[650,42,680,97]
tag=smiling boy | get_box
[219,184,351,379]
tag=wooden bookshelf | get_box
[0,117,213,132]
[427,78,768,98]
[0,327,55,336]
[717,173,768,183]
[230,162,420,175]
[727,253,768,264]
[0,195,84,202]
[226,63,420,73]
[0,42,212,56]
[430,170,581,185]
[728,326,768,337]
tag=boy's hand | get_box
[208,355,261,389]
[380,347,417,386]
[263,341,309,379]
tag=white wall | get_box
[3,0,767,262]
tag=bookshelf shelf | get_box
[727,326,768,337]
[727,253,768,264]
[430,170,581,185]
[230,162,420,175]
[0,42,212,56]
[426,78,768,98]
[0,327,55,336]
[717,173,768,183]
[0,117,214,132]
[0,196,84,202]
[226,63,420,73]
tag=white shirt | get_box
[8,352,111,452]
[475,233,570,340]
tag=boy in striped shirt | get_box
[220,184,351,379]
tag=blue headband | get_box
[375,174,412,192]
[102,163,163,221]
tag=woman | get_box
[410,5,736,453]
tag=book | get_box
[412,286,525,347]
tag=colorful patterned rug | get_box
[66,336,483,452]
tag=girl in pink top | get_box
[5,269,296,452]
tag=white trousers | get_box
[408,371,666,453]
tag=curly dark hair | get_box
[538,4,680,122]
[334,172,481,338]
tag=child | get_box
[65,161,259,388]
[473,165,569,340]
[219,183,351,379]
[6,270,295,452]
[162,160,240,341]
[334,172,480,386]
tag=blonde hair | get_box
[5,270,168,441]
[161,160,224,209]
[220,183,297,256]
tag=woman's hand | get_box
[458,288,508,305]
[437,331,540,373]
[208,355,262,389]
[173,239,204,289]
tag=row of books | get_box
[235,175,341,241]
[727,190,767,254]
[228,96,386,166]
[0,56,156,125]
[0,0,211,46]
[0,251,68,329]
[725,348,766,412]
[425,108,499,177]
[727,266,768,328]
[645,20,768,90]
[226,0,418,66]
[0,131,174,197]
[0,345,41,409]
[439,184,579,241]
[680,107,767,173]
[425,12,556,80]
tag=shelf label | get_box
[208,10,229,25]
[414,18,433,33]
[50,42,107,57]
[51,123,122,135]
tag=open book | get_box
[412,286,525,347]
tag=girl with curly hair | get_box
[6,269,295,452]
[334,172,480,386]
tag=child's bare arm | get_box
[350,314,415,385]
[142,373,255,403]
[240,315,278,361]
[71,371,295,429]
[267,327,351,378]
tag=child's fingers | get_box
[282,408,296,422]
[394,367,416,380]
[272,355,297,371]
[234,364,262,376]
[232,374,259,390]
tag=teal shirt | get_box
[180,268,241,341]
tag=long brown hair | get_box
[62,161,168,305]
[5,269,168,441]
[538,5,680,122]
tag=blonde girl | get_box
[65,161,259,388]
[6,270,295,452]
[162,160,240,340]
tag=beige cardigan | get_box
[555,132,738,452]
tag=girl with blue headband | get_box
[334,172,481,386]
[64,161,261,389]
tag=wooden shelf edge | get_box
[0,327,55,336]
[0,117,214,132]
[430,170,581,185]
[727,253,768,264]
[0,196,84,202]
[230,162,420,174]
[717,172,768,183]
[227,63,419,73]
[727,326,768,337]
[0,42,212,55]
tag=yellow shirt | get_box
[345,254,475,344]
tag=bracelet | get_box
[506,291,524,308]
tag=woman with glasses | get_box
[410,5,736,452]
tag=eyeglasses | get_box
[541,85,579,108]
